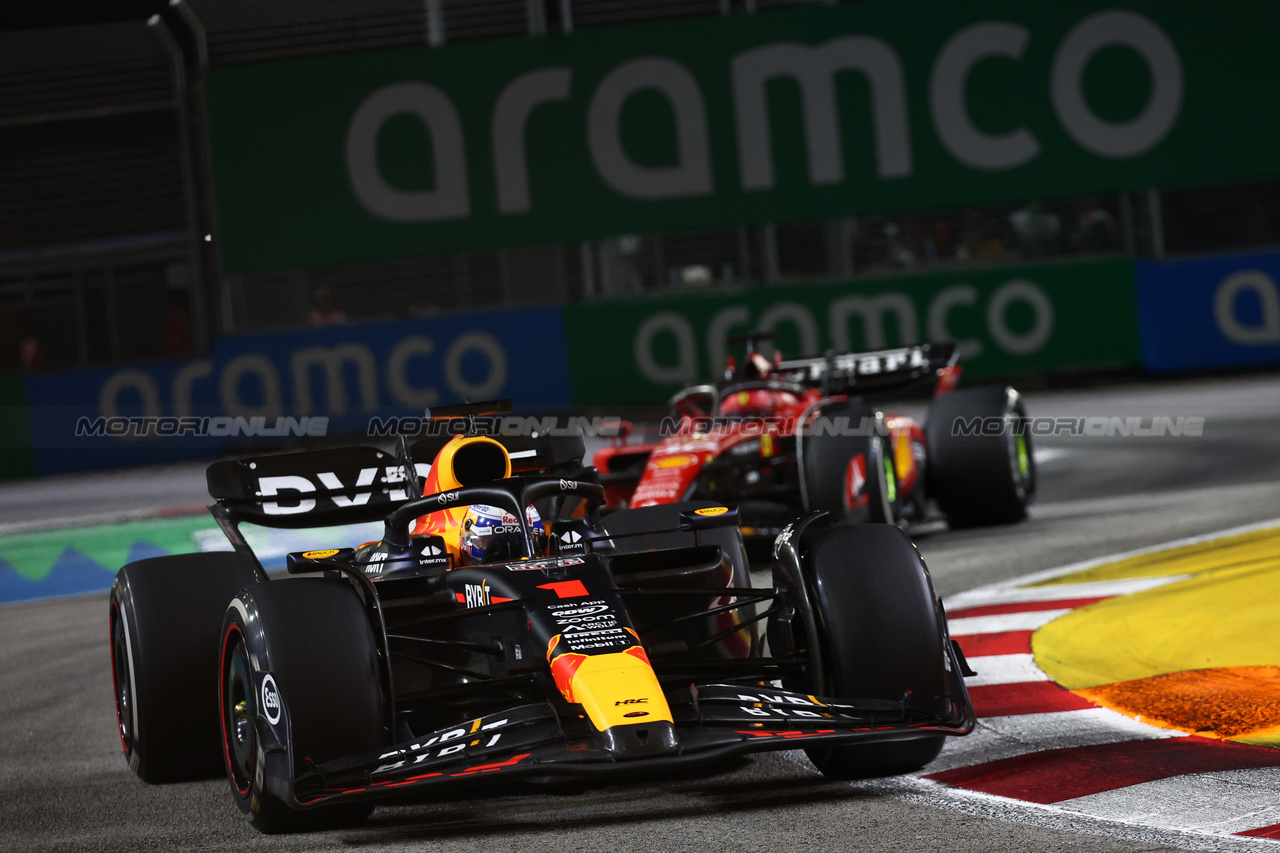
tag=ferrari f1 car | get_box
[594,338,1035,533]
[109,402,975,833]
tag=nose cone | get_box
[593,720,680,758]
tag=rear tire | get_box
[221,578,384,833]
[926,386,1035,527]
[802,402,899,524]
[799,524,948,779]
[109,552,260,783]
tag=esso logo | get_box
[261,674,282,726]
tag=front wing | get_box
[290,683,975,807]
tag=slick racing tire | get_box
[926,386,1035,528]
[801,401,899,524]
[221,578,384,833]
[800,524,948,779]
[110,552,260,783]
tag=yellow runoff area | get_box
[1031,526,1280,748]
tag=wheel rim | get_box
[873,437,895,522]
[110,608,132,755]
[882,444,897,505]
[223,638,255,795]
[1007,412,1033,499]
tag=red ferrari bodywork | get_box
[594,368,952,516]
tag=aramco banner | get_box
[565,257,1139,405]
[22,306,571,474]
[205,0,1280,274]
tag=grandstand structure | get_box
[2,0,1276,365]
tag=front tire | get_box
[802,402,899,524]
[799,524,949,779]
[221,578,384,833]
[110,552,260,783]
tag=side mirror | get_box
[678,505,740,531]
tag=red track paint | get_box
[948,597,1110,619]
[926,736,1280,803]
[954,630,1035,657]
[1237,823,1280,838]
[967,681,1097,718]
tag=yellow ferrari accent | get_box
[566,651,673,731]
[893,432,913,485]
[761,433,774,458]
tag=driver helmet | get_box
[459,504,545,565]
[719,388,799,419]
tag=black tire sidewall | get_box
[797,524,949,778]
[109,552,259,783]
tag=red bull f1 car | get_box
[109,402,976,832]
[594,339,1035,535]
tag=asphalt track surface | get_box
[3,373,1280,853]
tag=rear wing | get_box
[206,432,588,530]
[774,342,957,396]
[206,446,420,529]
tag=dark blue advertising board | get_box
[23,306,570,474]
[1137,251,1280,372]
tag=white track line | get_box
[947,575,1193,610]
[947,609,1072,636]
[960,516,1280,592]
[962,654,1050,687]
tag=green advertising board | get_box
[564,257,1139,405]
[206,0,1280,274]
